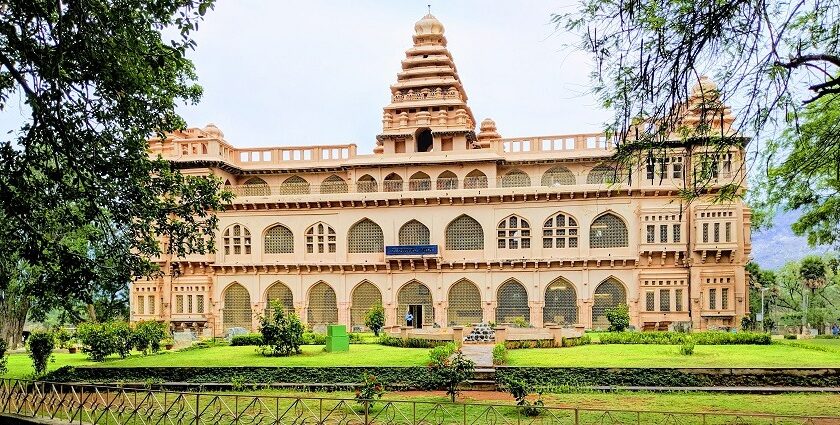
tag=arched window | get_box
[544,278,578,325]
[592,278,627,328]
[264,224,294,254]
[497,215,530,249]
[437,171,458,190]
[242,177,270,196]
[307,282,338,326]
[357,174,378,193]
[590,213,629,248]
[543,212,578,248]
[348,219,384,253]
[383,173,404,192]
[500,169,531,188]
[448,279,482,325]
[305,222,336,254]
[464,169,488,189]
[223,224,251,255]
[265,281,294,313]
[408,172,431,191]
[445,215,484,250]
[587,164,627,184]
[279,176,310,195]
[222,283,252,332]
[496,280,530,324]
[398,281,434,326]
[321,174,348,194]
[350,281,382,327]
[416,128,433,152]
[399,220,430,245]
[542,166,576,186]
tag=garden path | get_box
[460,344,494,367]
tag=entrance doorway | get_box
[408,305,423,328]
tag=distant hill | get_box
[751,210,832,270]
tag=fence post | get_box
[364,400,369,425]
[574,408,579,425]
[195,393,200,425]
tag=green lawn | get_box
[506,342,840,367]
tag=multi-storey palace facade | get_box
[131,14,751,336]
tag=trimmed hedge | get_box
[598,331,771,345]
[230,333,363,346]
[230,334,263,346]
[378,335,451,348]
[44,366,445,390]
[496,367,840,388]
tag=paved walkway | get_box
[460,344,495,367]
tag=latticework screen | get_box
[264,225,294,253]
[397,281,434,325]
[175,295,184,313]
[223,224,252,255]
[196,295,204,314]
[242,177,271,196]
[541,166,576,186]
[591,279,626,328]
[147,295,155,314]
[543,212,578,248]
[383,174,404,192]
[495,280,530,324]
[500,170,531,188]
[357,175,378,193]
[660,289,671,311]
[497,215,530,249]
[590,213,628,248]
[307,282,338,325]
[136,295,145,315]
[350,282,382,326]
[586,165,615,184]
[408,172,431,191]
[321,175,348,194]
[543,278,578,325]
[675,288,684,311]
[306,222,337,254]
[399,220,431,245]
[222,283,252,332]
[265,281,294,312]
[445,215,484,250]
[348,219,384,253]
[437,171,458,190]
[464,170,488,189]
[447,279,482,325]
[279,176,310,195]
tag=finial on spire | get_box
[427,4,431,14]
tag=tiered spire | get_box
[376,13,477,154]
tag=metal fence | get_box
[1,379,838,425]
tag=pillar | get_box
[530,301,543,328]
[338,301,351,327]
[452,326,464,347]
[494,327,507,344]
[548,325,563,347]
[580,300,593,329]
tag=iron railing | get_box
[1,379,838,425]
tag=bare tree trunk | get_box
[87,303,97,323]
[0,296,29,348]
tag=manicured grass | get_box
[779,338,840,352]
[3,351,93,379]
[506,343,840,367]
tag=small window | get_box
[659,289,670,312]
[672,157,683,179]
[543,212,578,248]
[187,294,194,314]
[675,289,683,311]
[708,288,716,310]
[306,222,337,254]
[673,224,681,243]
[196,295,205,314]
[645,291,655,311]
[223,224,252,256]
[175,295,184,314]
[137,295,145,315]
[721,288,729,309]
[646,225,655,243]
[497,215,530,249]
[702,223,709,243]
[725,222,732,242]
[659,225,668,243]
[714,223,720,242]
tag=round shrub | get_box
[28,330,55,376]
[133,320,168,354]
[76,322,115,362]
[492,343,508,365]
[680,339,695,355]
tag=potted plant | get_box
[163,338,175,350]
[68,339,78,354]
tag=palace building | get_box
[132,13,752,336]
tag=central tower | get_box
[375,13,477,155]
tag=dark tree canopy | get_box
[0,0,228,341]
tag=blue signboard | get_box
[385,245,439,256]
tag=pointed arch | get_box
[222,283,252,332]
[265,281,294,313]
[356,174,378,193]
[496,279,530,324]
[307,281,338,326]
[383,173,404,192]
[543,278,578,325]
[500,169,531,188]
[321,174,348,194]
[242,177,270,196]
[348,218,384,253]
[591,278,627,328]
[350,281,382,327]
[409,171,431,191]
[464,169,488,189]
[222,224,251,256]
[445,215,484,250]
[437,171,458,190]
[305,222,336,254]
[447,279,482,325]
[542,211,579,249]
[399,220,430,245]
[542,166,576,186]
[497,215,531,249]
[590,212,629,248]
[279,175,310,195]
[587,163,629,184]
[397,280,434,326]
[264,224,294,254]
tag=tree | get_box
[561,0,840,241]
[800,256,828,332]
[431,350,475,403]
[259,300,304,357]
[771,256,839,332]
[606,303,630,332]
[0,0,230,345]
[746,262,777,331]
[364,303,385,336]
